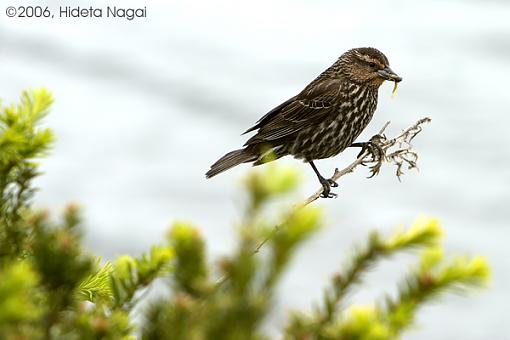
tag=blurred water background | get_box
[1,0,509,338]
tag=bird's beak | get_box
[377,67,402,82]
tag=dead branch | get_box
[302,117,431,206]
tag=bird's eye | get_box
[368,62,377,68]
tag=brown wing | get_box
[244,78,341,145]
[243,96,297,134]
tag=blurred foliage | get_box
[0,89,490,339]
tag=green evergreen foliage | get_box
[0,89,490,339]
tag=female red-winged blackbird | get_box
[206,47,401,198]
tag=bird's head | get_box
[335,47,402,87]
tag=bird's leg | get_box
[309,161,337,198]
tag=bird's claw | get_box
[351,136,387,178]
[320,178,338,198]
[320,190,338,199]
[356,140,384,162]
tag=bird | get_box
[205,47,402,198]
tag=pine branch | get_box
[384,252,490,336]
[319,218,442,325]
[110,245,174,311]
[78,260,114,303]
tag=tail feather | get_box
[205,148,256,178]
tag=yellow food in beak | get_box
[391,81,399,99]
